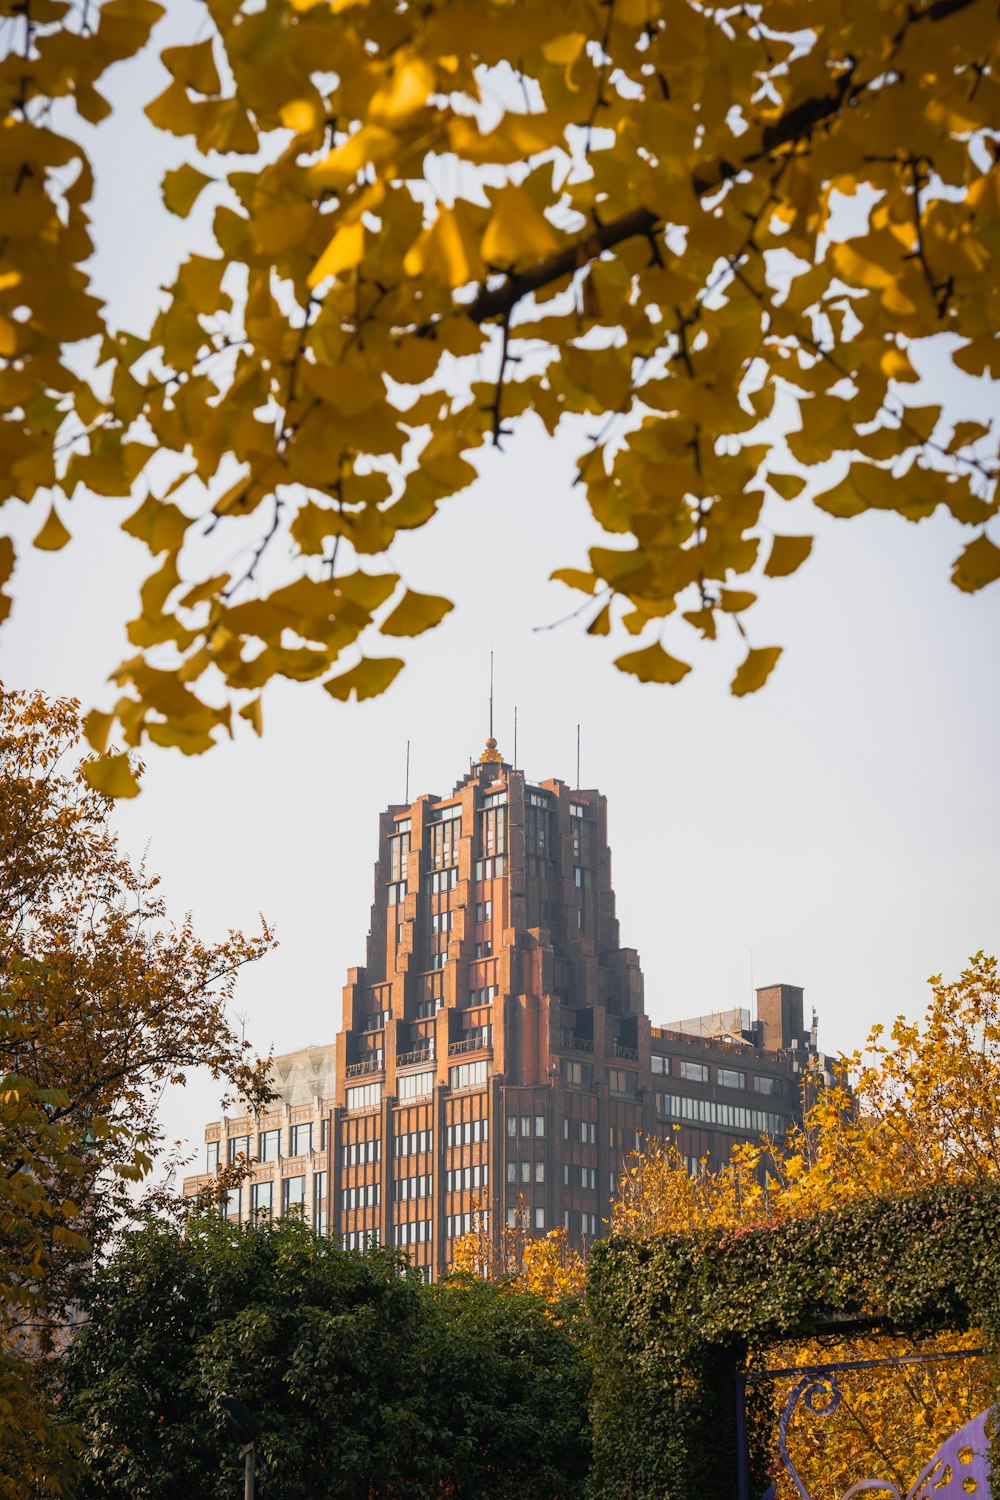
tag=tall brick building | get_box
[185,738,831,1276]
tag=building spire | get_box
[479,649,503,763]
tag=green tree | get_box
[0,685,272,1498]
[63,1214,591,1499]
[1,1,998,790]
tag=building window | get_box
[520,1115,531,1137]
[389,830,410,883]
[534,1162,545,1183]
[507,1162,517,1183]
[474,941,492,958]
[474,856,506,880]
[290,1123,312,1157]
[475,900,492,922]
[448,1059,490,1092]
[534,1207,545,1230]
[520,1160,531,1183]
[429,952,446,970]
[507,1117,517,1137]
[388,882,406,906]
[346,1082,383,1112]
[282,1175,306,1215]
[718,1067,747,1090]
[607,1068,636,1096]
[754,1075,783,1096]
[227,1134,250,1163]
[579,1120,596,1144]
[223,1187,241,1221]
[678,1059,709,1083]
[206,1140,220,1171]
[258,1129,281,1162]
[320,1118,329,1150]
[562,1059,593,1088]
[313,1171,328,1234]
[250,1181,273,1219]
[398,1070,435,1100]
[651,1054,667,1074]
[425,867,458,895]
[534,1115,545,1137]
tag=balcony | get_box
[560,1031,594,1053]
[448,1031,492,1056]
[614,1041,639,1061]
[345,1058,383,1078]
[397,1047,434,1069]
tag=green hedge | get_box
[587,1182,1000,1499]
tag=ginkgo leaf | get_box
[587,602,612,636]
[324,657,405,701]
[614,642,691,685]
[83,709,114,753]
[82,752,141,799]
[308,221,365,287]
[380,589,453,637]
[764,535,814,578]
[951,535,1000,593]
[768,472,807,500]
[162,164,213,218]
[481,185,560,267]
[239,697,264,735]
[33,505,71,551]
[404,204,486,289]
[551,568,598,595]
[161,39,221,96]
[731,646,782,697]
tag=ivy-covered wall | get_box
[587,1183,1000,1499]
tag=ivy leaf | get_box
[764,535,814,578]
[324,657,404,701]
[380,589,453,637]
[731,646,782,697]
[614,642,691,685]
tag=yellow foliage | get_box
[2,0,999,776]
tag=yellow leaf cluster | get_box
[1,0,998,771]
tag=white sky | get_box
[2,7,998,1174]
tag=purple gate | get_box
[736,1348,994,1500]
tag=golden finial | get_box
[479,736,503,764]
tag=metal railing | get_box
[345,1058,383,1078]
[448,1031,492,1056]
[560,1031,594,1053]
[397,1047,433,1068]
[614,1041,639,1061]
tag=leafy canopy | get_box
[0,685,272,1497]
[1,0,998,791]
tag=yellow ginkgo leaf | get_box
[83,709,114,753]
[380,589,453,637]
[731,646,782,697]
[551,568,598,595]
[324,657,405,701]
[765,535,814,578]
[614,641,691,685]
[308,221,366,288]
[951,534,1000,593]
[33,505,71,552]
[82,752,141,799]
[238,697,264,736]
[481,185,560,267]
[404,204,486,289]
[162,163,213,218]
[161,39,221,96]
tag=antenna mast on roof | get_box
[489,650,494,741]
[513,704,518,769]
[576,723,580,790]
[405,739,410,804]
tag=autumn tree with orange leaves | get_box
[0,0,998,794]
[610,953,1000,1499]
[0,685,272,1499]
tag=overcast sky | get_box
[3,8,998,1175]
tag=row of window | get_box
[393,1219,432,1246]
[508,1160,545,1184]
[656,1094,788,1136]
[425,867,458,895]
[652,1056,783,1093]
[342,1183,380,1210]
[506,1114,546,1138]
[468,985,498,1004]
[474,855,506,880]
[342,1138,380,1166]
[394,1175,431,1201]
[343,1229,380,1250]
[447,1164,488,1192]
[213,1120,327,1171]
[347,1082,383,1111]
[395,1129,432,1157]
[564,1165,598,1191]
[449,1059,490,1091]
[566,1119,598,1144]
[398,1069,435,1100]
[445,1119,488,1147]
[506,1206,546,1230]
